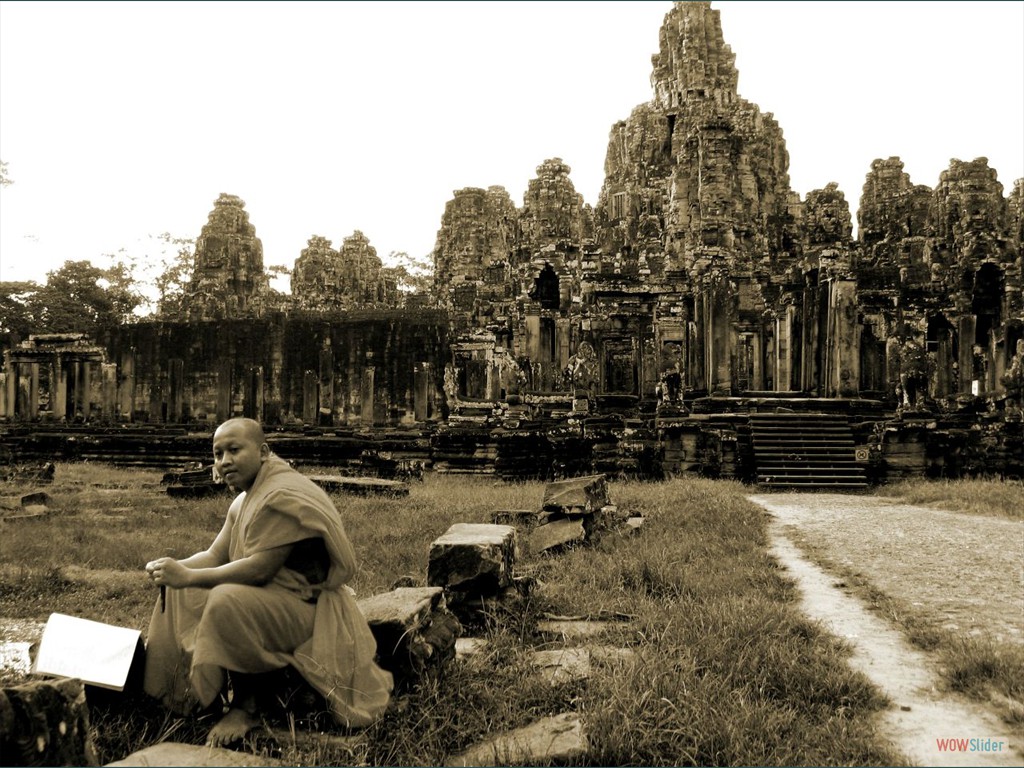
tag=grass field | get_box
[876,477,1024,520]
[1,463,909,765]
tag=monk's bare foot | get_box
[205,707,258,748]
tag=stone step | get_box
[749,423,851,430]
[757,474,866,484]
[445,712,586,767]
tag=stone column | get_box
[318,347,335,426]
[168,358,184,423]
[414,362,431,422]
[101,363,118,423]
[751,331,764,391]
[53,358,67,421]
[360,366,375,427]
[827,280,859,397]
[29,362,40,419]
[16,362,30,418]
[5,359,17,420]
[0,370,7,420]
[708,283,732,394]
[119,348,135,422]
[934,327,953,398]
[216,359,233,423]
[245,366,264,422]
[81,361,93,420]
[958,315,976,394]
[556,318,571,371]
[525,312,541,361]
[302,370,318,425]
[775,308,793,392]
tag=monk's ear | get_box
[259,442,270,462]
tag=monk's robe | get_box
[143,455,393,728]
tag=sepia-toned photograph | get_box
[1,2,1022,765]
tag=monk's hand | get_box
[146,557,190,589]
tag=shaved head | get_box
[214,417,266,445]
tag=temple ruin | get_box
[3,2,1021,483]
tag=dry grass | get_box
[875,477,1024,520]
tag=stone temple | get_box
[3,2,1022,484]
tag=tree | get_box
[151,233,196,318]
[0,280,40,337]
[384,251,434,295]
[20,260,143,335]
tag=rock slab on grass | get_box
[358,586,461,683]
[541,474,608,516]
[307,475,409,497]
[447,712,587,766]
[427,523,517,595]
[529,517,586,553]
[107,742,288,766]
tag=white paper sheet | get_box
[32,613,142,691]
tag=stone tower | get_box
[181,193,269,321]
[589,1,799,395]
[598,1,797,278]
[291,235,343,311]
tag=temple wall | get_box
[96,311,448,426]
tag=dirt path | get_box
[749,493,1023,767]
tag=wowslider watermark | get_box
[936,738,1007,753]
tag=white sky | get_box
[1,1,1022,292]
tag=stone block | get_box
[454,637,489,661]
[358,587,461,685]
[0,678,97,767]
[540,474,609,518]
[622,516,646,534]
[530,647,591,684]
[307,475,410,497]
[529,518,586,553]
[427,524,517,595]
[536,620,618,641]
[108,742,287,766]
[447,712,587,766]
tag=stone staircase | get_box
[749,413,867,489]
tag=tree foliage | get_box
[152,233,196,318]
[384,251,434,295]
[0,260,143,337]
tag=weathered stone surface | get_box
[529,517,586,553]
[292,231,399,312]
[357,586,461,684]
[307,474,409,497]
[454,637,489,661]
[535,620,618,641]
[447,712,587,767]
[179,194,270,322]
[530,647,591,684]
[622,516,646,534]
[0,678,97,767]
[541,474,609,515]
[108,742,287,767]
[427,524,517,595]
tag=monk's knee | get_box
[203,584,250,623]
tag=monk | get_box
[142,418,392,746]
